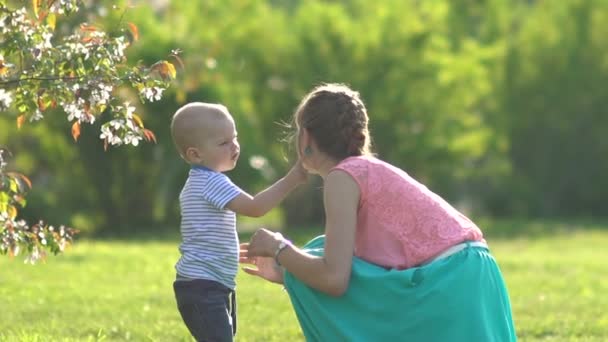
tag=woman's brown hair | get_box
[294,83,372,160]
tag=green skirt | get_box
[284,236,516,342]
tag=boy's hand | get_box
[286,159,308,185]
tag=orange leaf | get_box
[80,24,98,32]
[143,129,157,143]
[71,121,81,142]
[38,97,47,111]
[38,10,48,22]
[17,115,25,129]
[127,22,139,41]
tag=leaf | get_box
[7,205,17,219]
[71,121,81,142]
[38,10,48,22]
[17,115,25,129]
[37,97,47,111]
[33,0,41,19]
[6,172,32,190]
[13,195,27,207]
[97,104,107,114]
[9,179,18,193]
[0,63,8,77]
[127,22,139,41]
[0,192,9,206]
[47,12,56,30]
[80,24,98,32]
[143,129,157,143]
[15,173,32,190]
[151,61,177,80]
[164,62,177,79]
[132,114,144,128]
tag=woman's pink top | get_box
[332,155,484,269]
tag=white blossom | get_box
[110,119,124,130]
[29,109,44,122]
[0,89,13,110]
[126,119,136,131]
[50,0,78,15]
[141,87,164,102]
[125,103,136,117]
[113,37,128,59]
[33,31,53,53]
[24,246,46,264]
[62,98,86,122]
[90,83,113,106]
[111,135,122,145]
[123,133,141,146]
[68,42,90,60]
[117,102,136,118]
[0,15,7,34]
[99,126,113,140]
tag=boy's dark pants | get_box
[173,279,236,342]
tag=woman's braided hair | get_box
[294,83,372,160]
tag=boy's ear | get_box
[185,147,201,162]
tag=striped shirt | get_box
[175,166,242,289]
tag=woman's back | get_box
[333,155,484,269]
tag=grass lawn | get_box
[1,220,607,341]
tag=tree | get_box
[0,0,178,262]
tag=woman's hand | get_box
[246,228,283,258]
[240,243,284,284]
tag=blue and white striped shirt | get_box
[175,166,242,289]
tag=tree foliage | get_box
[0,0,177,261]
[2,0,606,239]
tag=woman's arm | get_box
[245,170,359,297]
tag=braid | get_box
[294,83,372,160]
[335,90,368,155]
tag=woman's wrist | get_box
[273,232,292,266]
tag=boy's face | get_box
[196,114,240,172]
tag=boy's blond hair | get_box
[171,102,229,157]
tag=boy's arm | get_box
[226,161,306,217]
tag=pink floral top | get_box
[332,155,484,269]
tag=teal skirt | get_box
[284,236,516,342]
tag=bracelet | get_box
[273,232,292,267]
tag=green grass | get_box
[1,221,607,341]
